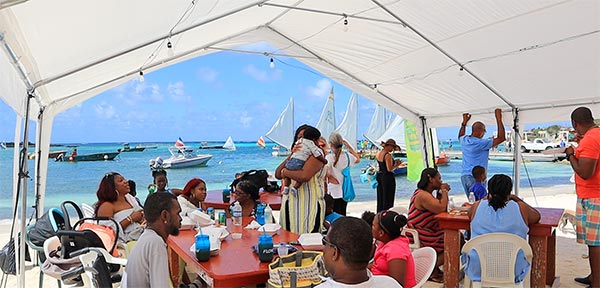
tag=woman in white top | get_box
[177,178,207,217]
[325,132,360,215]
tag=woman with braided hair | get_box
[465,174,541,284]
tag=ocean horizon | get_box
[0,141,573,219]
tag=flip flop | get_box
[428,275,444,283]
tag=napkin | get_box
[189,210,214,226]
[244,220,261,229]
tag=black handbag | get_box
[0,234,31,275]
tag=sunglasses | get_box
[322,236,339,249]
[104,172,118,179]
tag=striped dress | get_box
[407,189,444,253]
[280,167,326,234]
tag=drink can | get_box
[218,212,226,225]
[207,207,215,220]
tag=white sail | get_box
[376,115,406,151]
[223,136,236,151]
[266,97,294,150]
[315,88,336,140]
[431,128,439,156]
[363,105,387,146]
[335,93,358,150]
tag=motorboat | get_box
[58,151,120,162]
[435,153,451,166]
[198,136,236,151]
[152,146,212,169]
[28,150,68,160]
[119,143,145,152]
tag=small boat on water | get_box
[0,142,6,150]
[435,153,451,166]
[198,136,236,151]
[271,145,291,157]
[152,146,212,169]
[119,143,145,152]
[257,136,266,148]
[58,151,120,162]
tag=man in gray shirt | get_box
[122,192,182,288]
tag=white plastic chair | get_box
[81,203,95,218]
[412,247,437,288]
[461,232,533,288]
[401,228,421,250]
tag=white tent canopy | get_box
[1,0,599,283]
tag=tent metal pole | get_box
[16,90,34,287]
[513,108,522,196]
[267,26,421,122]
[33,0,268,89]
[420,117,431,169]
[371,0,515,109]
[0,32,43,107]
[260,3,404,25]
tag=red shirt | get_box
[371,236,417,288]
[575,127,600,198]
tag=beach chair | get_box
[412,247,437,288]
[461,232,533,288]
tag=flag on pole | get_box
[175,137,185,147]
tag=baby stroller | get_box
[41,201,126,287]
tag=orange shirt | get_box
[575,127,600,198]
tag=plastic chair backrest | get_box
[81,203,95,218]
[401,228,420,250]
[461,232,533,287]
[412,247,437,288]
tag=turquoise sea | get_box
[0,142,574,219]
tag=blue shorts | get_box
[285,158,305,170]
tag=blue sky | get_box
[0,44,569,144]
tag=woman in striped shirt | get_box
[407,168,450,283]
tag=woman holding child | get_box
[95,172,145,243]
[276,124,326,234]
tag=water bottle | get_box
[258,234,274,262]
[232,202,243,239]
[232,202,242,226]
[207,207,215,220]
[264,204,273,224]
[468,192,476,204]
[447,196,455,212]
[195,234,210,262]
[256,203,266,225]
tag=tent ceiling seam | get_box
[267,25,420,120]
[261,2,404,25]
[371,0,516,110]
[32,0,268,90]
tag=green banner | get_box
[404,120,425,182]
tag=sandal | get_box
[429,274,444,283]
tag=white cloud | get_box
[243,64,268,82]
[306,78,332,99]
[238,111,253,128]
[149,84,163,102]
[168,81,190,102]
[94,102,116,119]
[197,67,218,83]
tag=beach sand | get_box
[0,184,590,287]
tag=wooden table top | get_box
[435,207,564,236]
[168,217,301,287]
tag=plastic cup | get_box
[277,244,289,256]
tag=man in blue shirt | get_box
[458,109,506,197]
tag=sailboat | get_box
[266,97,294,157]
[257,136,266,148]
[431,128,450,165]
[376,115,407,153]
[363,105,388,147]
[335,93,358,150]
[223,136,236,151]
[315,88,336,140]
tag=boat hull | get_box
[162,155,212,168]
[69,152,120,161]
[121,147,145,152]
